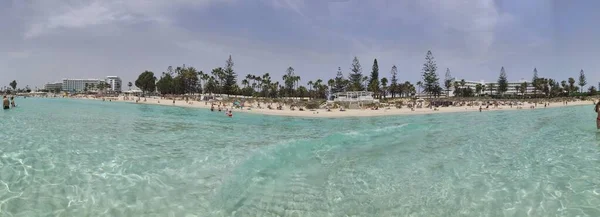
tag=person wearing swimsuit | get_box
[596,101,600,129]
[2,96,9,109]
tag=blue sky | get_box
[1,0,599,90]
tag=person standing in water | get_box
[10,96,15,108]
[596,101,600,129]
[3,96,9,110]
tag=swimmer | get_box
[10,96,16,108]
[3,96,9,109]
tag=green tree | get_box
[334,67,346,93]
[589,86,597,95]
[453,81,460,97]
[488,83,495,95]
[497,66,508,95]
[578,69,587,93]
[175,66,199,95]
[348,57,364,91]
[421,50,440,98]
[297,86,308,98]
[211,67,225,94]
[568,77,576,94]
[380,77,388,99]
[204,76,217,94]
[282,66,296,97]
[520,82,528,96]
[307,80,314,99]
[97,81,108,93]
[9,80,17,90]
[223,55,237,95]
[475,83,483,96]
[156,73,174,94]
[261,73,272,98]
[389,65,399,98]
[416,81,423,96]
[444,68,454,97]
[135,71,157,94]
[367,59,380,97]
[532,68,539,96]
[128,82,132,90]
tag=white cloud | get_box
[22,0,230,39]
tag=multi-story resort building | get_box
[105,76,122,92]
[450,79,536,96]
[43,82,63,91]
[48,76,123,92]
[62,79,101,92]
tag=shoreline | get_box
[50,95,597,118]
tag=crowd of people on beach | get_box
[3,96,16,110]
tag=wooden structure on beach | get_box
[330,91,378,109]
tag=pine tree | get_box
[421,50,440,98]
[348,57,364,91]
[497,66,508,95]
[532,68,539,96]
[579,69,587,93]
[390,65,398,98]
[444,68,454,97]
[223,55,237,95]
[367,59,380,96]
[334,67,346,93]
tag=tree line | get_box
[134,51,598,99]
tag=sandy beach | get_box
[69,95,598,118]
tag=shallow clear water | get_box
[1,98,600,216]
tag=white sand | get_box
[79,95,597,118]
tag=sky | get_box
[1,0,600,90]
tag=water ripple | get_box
[0,98,599,216]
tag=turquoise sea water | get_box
[1,98,600,216]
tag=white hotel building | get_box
[105,76,122,92]
[43,82,63,91]
[451,79,536,96]
[61,76,123,92]
[62,79,101,92]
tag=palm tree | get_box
[242,79,249,88]
[307,80,314,99]
[128,82,133,90]
[327,79,335,99]
[416,81,423,96]
[261,73,271,98]
[488,83,495,95]
[314,79,323,99]
[475,84,482,96]
[380,77,388,99]
[294,75,301,98]
[453,81,460,97]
